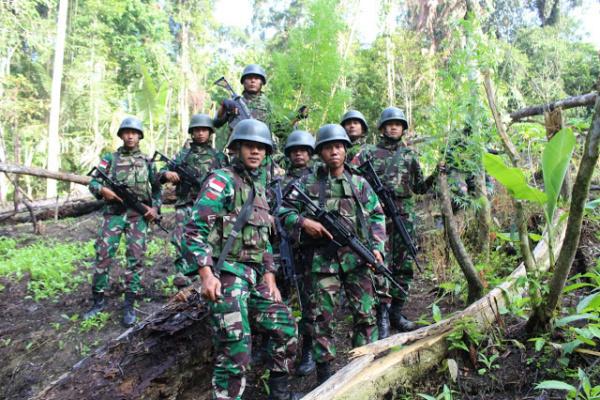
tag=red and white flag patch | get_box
[99,159,109,169]
[206,177,225,200]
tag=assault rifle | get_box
[284,182,407,296]
[88,167,169,233]
[270,177,303,309]
[358,157,422,272]
[214,76,252,120]
[152,151,203,194]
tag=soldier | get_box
[214,64,272,132]
[157,114,228,288]
[85,117,162,326]
[179,119,300,400]
[278,124,386,384]
[352,107,438,334]
[280,130,316,376]
[341,109,369,161]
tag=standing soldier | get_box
[280,130,316,376]
[180,119,300,400]
[353,107,438,334]
[157,114,228,288]
[278,124,386,384]
[341,109,369,161]
[85,117,162,326]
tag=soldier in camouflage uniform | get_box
[279,130,317,376]
[85,117,162,326]
[158,114,228,288]
[352,107,438,333]
[341,110,369,161]
[180,119,300,400]
[278,124,386,384]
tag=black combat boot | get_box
[296,335,316,376]
[316,362,332,385]
[376,303,391,339]
[389,299,416,332]
[267,372,303,400]
[83,291,106,320]
[122,292,137,327]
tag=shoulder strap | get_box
[213,180,256,275]
[343,170,369,240]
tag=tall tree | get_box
[46,0,68,199]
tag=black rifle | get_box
[358,157,422,272]
[270,177,303,309]
[284,183,407,296]
[152,150,203,195]
[88,167,169,233]
[214,76,252,120]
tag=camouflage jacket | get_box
[214,91,273,131]
[158,143,228,207]
[89,146,162,215]
[181,160,275,284]
[278,165,386,274]
[351,138,436,217]
[347,136,367,162]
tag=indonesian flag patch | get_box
[99,159,109,170]
[206,177,225,200]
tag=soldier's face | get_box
[382,121,404,140]
[320,142,346,169]
[239,141,266,170]
[191,127,211,144]
[119,129,141,149]
[289,147,310,168]
[343,119,364,141]
[243,75,263,94]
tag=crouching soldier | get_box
[180,119,301,400]
[85,116,162,326]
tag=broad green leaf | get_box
[542,128,576,221]
[483,153,547,204]
[432,304,442,323]
[586,198,600,210]
[577,292,600,314]
[563,282,595,293]
[555,313,595,327]
[528,233,542,242]
[535,380,577,392]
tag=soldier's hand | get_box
[100,187,123,203]
[222,99,239,115]
[301,218,333,240]
[143,206,159,222]
[373,250,383,266]
[263,272,282,303]
[164,171,181,183]
[199,266,222,302]
[174,287,193,302]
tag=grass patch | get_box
[0,237,94,301]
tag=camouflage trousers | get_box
[375,220,415,305]
[171,205,195,276]
[309,267,378,363]
[92,212,148,293]
[209,271,298,400]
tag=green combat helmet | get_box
[118,117,144,139]
[284,130,315,157]
[228,119,274,154]
[240,64,267,84]
[188,114,215,134]
[315,124,351,152]
[340,110,369,132]
[377,107,408,130]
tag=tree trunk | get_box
[32,290,213,400]
[382,0,395,105]
[527,95,600,333]
[438,172,484,303]
[46,0,69,199]
[473,173,491,262]
[0,195,102,224]
[0,162,91,185]
[510,92,597,121]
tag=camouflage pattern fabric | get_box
[346,136,366,162]
[181,159,298,399]
[88,146,161,294]
[171,205,195,277]
[278,164,386,362]
[352,137,436,304]
[158,142,228,207]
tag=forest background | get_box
[0,0,598,203]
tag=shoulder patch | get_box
[205,176,227,200]
[99,159,109,169]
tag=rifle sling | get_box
[213,185,256,275]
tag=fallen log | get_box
[510,92,597,121]
[304,212,567,400]
[33,289,213,400]
[0,162,92,186]
[0,195,103,224]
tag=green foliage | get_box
[483,153,546,204]
[0,238,94,301]
[418,385,455,400]
[79,312,110,333]
[447,317,484,353]
[536,368,600,400]
[542,128,576,222]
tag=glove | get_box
[222,99,238,114]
